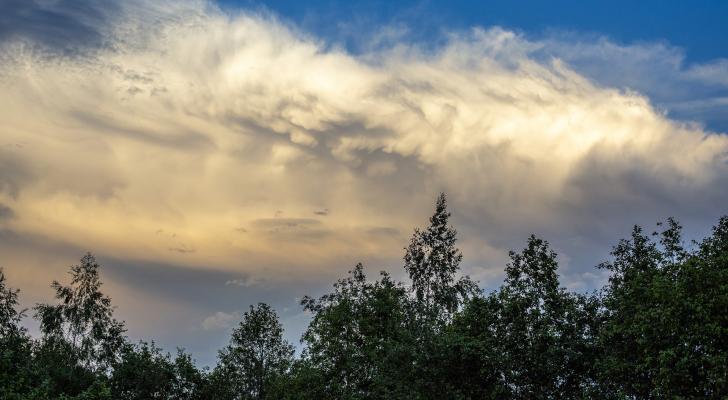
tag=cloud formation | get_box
[532,36,728,132]
[1,0,727,364]
[202,311,238,331]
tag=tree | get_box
[598,218,728,397]
[433,294,509,399]
[442,236,600,399]
[109,342,175,399]
[169,349,207,400]
[0,269,48,399]
[109,342,205,400]
[33,253,126,397]
[34,253,126,372]
[213,303,294,400]
[300,264,414,399]
[497,236,599,398]
[404,193,476,324]
[0,268,25,338]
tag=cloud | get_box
[364,226,400,237]
[0,0,726,309]
[0,203,14,220]
[225,275,262,287]
[168,244,195,254]
[0,0,116,56]
[201,311,238,331]
[252,218,323,230]
[533,36,728,132]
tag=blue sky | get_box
[221,0,728,62]
[1,0,727,367]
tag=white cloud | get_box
[533,36,728,131]
[225,276,262,287]
[201,311,238,331]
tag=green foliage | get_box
[169,349,207,400]
[28,254,126,399]
[430,236,600,399]
[273,359,327,399]
[0,268,25,337]
[300,264,414,398]
[598,218,728,397]
[212,303,294,400]
[110,342,173,399]
[494,236,600,398]
[34,253,126,374]
[0,269,49,399]
[108,342,204,400]
[404,193,476,324]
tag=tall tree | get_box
[34,253,126,372]
[404,193,476,324]
[213,303,294,400]
[33,253,125,398]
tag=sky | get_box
[1,0,727,367]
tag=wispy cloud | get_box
[201,311,238,331]
[225,275,262,288]
[532,36,728,132]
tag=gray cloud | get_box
[0,203,14,220]
[201,311,238,331]
[96,255,322,365]
[0,0,117,56]
[0,152,34,198]
[225,276,261,287]
[70,111,215,151]
[364,226,401,237]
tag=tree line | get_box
[1,193,726,399]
